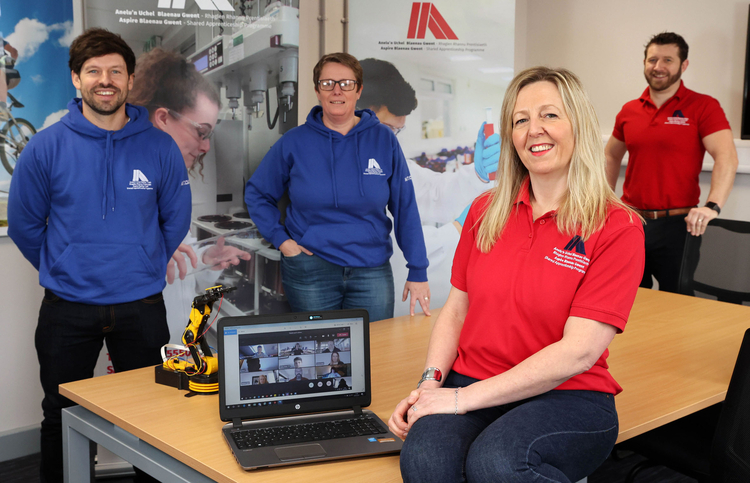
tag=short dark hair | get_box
[69,28,136,76]
[645,32,689,63]
[357,58,418,116]
[313,52,363,92]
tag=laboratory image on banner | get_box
[83,0,301,340]
[0,0,76,236]
[349,0,515,315]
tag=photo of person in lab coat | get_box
[357,58,500,315]
[128,48,250,342]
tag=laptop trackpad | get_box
[275,444,327,461]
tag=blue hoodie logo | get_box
[364,158,385,176]
[128,169,153,190]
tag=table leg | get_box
[62,405,215,483]
[62,410,92,483]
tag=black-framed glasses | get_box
[166,108,214,141]
[318,79,358,91]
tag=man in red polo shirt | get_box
[605,32,738,293]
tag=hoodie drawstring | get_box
[328,132,338,208]
[355,133,364,197]
[102,131,116,219]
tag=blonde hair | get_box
[476,66,638,252]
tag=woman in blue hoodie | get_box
[245,53,430,321]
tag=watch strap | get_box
[705,202,721,216]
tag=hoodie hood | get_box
[304,106,381,207]
[61,99,153,219]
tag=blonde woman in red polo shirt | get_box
[389,67,645,483]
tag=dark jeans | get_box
[400,372,619,483]
[280,253,395,322]
[641,215,689,293]
[36,289,169,483]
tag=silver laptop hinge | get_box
[353,406,363,417]
[232,418,243,429]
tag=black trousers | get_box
[36,289,168,483]
[641,216,689,293]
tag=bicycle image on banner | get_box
[0,1,75,235]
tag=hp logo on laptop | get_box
[295,404,301,410]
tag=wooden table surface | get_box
[60,288,750,482]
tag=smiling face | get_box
[511,81,575,182]
[644,43,687,93]
[72,53,133,121]
[157,92,219,170]
[316,62,362,124]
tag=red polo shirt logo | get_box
[666,109,690,126]
[544,236,590,274]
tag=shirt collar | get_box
[514,176,532,207]
[639,80,686,106]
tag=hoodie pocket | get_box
[47,243,161,289]
[298,223,384,266]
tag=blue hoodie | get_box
[245,107,428,282]
[8,99,191,304]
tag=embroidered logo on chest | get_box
[543,236,590,274]
[364,158,386,176]
[665,109,690,126]
[128,169,153,190]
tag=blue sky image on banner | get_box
[0,0,76,213]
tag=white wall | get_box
[518,0,750,222]
[0,239,44,433]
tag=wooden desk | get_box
[60,288,750,482]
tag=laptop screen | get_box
[218,310,372,422]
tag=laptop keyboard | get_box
[231,416,389,449]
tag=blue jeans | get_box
[280,253,394,322]
[36,289,169,483]
[400,372,619,483]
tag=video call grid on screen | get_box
[222,318,366,407]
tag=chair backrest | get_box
[678,219,750,305]
[710,328,750,481]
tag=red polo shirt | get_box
[450,180,644,395]
[612,81,730,210]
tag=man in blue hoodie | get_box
[8,28,191,482]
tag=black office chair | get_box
[678,219,750,305]
[620,328,750,482]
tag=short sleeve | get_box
[697,97,731,140]
[611,109,626,143]
[569,213,645,332]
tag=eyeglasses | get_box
[317,79,358,91]
[166,108,214,141]
[383,123,405,136]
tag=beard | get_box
[80,84,128,116]
[645,68,682,92]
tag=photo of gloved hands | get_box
[473,121,500,183]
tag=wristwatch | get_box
[705,202,721,216]
[417,367,442,388]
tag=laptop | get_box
[217,309,403,470]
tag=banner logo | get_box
[157,0,234,12]
[407,3,458,40]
